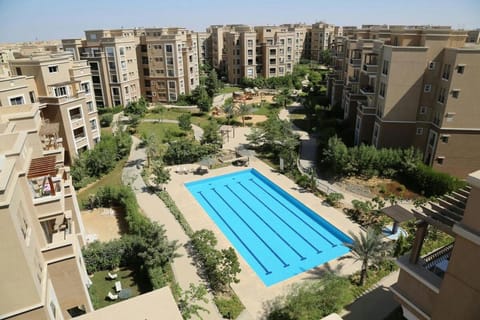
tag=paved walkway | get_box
[122,136,221,320]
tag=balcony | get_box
[348,76,359,83]
[360,85,375,95]
[349,58,361,67]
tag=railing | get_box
[360,86,375,95]
[350,58,361,66]
[420,243,454,270]
[362,64,378,73]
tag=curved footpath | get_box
[121,136,222,320]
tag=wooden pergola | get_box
[381,204,414,235]
[27,156,57,196]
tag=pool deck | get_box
[167,154,363,319]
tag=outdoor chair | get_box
[115,280,122,292]
[107,272,118,280]
[107,291,118,300]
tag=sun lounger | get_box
[115,281,122,292]
[107,272,118,280]
[107,291,118,300]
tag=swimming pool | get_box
[185,169,352,286]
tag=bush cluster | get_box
[321,136,464,196]
[71,133,132,189]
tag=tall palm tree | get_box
[344,228,391,286]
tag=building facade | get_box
[328,26,480,177]
[392,169,480,320]
[62,29,141,108]
[9,53,100,163]
[0,104,93,319]
[136,27,200,103]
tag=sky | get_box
[0,0,479,43]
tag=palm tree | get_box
[222,98,236,138]
[238,103,252,127]
[344,228,392,286]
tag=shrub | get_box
[156,191,193,236]
[148,266,168,289]
[100,113,113,127]
[325,192,344,207]
[214,295,244,319]
[404,163,466,196]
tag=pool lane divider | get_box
[197,191,273,275]
[225,184,307,261]
[235,182,322,255]
[211,188,291,268]
[248,178,338,248]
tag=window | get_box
[437,87,446,103]
[89,33,97,40]
[269,49,276,56]
[9,95,25,105]
[247,49,253,56]
[424,84,432,93]
[142,56,149,64]
[437,157,445,165]
[108,62,116,70]
[54,86,67,97]
[166,57,174,65]
[457,65,465,74]
[50,301,57,319]
[112,87,120,96]
[382,60,389,75]
[81,82,90,93]
[48,65,58,73]
[442,64,451,80]
[92,75,100,83]
[452,89,460,98]
[247,39,253,47]
[90,119,97,130]
[125,86,129,94]
[419,106,427,114]
[122,73,128,81]
[16,67,22,75]
[121,61,126,69]
[416,128,424,135]
[166,44,173,53]
[168,81,176,89]
[428,61,436,70]
[69,107,82,121]
[87,101,94,113]
[167,69,175,77]
[440,135,450,143]
[119,47,125,55]
[29,91,35,103]
[89,62,99,71]
[379,82,386,98]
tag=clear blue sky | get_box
[0,0,478,43]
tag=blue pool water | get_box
[185,169,352,286]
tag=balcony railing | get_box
[350,58,361,66]
[420,242,454,274]
[360,86,375,95]
[362,64,378,73]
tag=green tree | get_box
[137,223,180,269]
[201,118,222,148]
[152,161,171,188]
[238,103,252,127]
[178,113,192,131]
[164,138,206,164]
[124,96,148,116]
[325,192,345,207]
[344,228,392,286]
[222,97,235,126]
[191,86,212,112]
[273,88,293,108]
[205,69,220,97]
[143,133,163,168]
[245,128,264,148]
[214,247,241,292]
[321,136,350,176]
[178,283,209,320]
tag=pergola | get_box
[27,155,57,196]
[381,204,414,235]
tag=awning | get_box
[27,155,57,178]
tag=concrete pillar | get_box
[409,220,429,264]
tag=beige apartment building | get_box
[8,53,100,163]
[196,31,211,66]
[310,22,340,62]
[0,103,93,319]
[136,27,200,102]
[62,29,141,108]
[328,26,480,177]
[391,169,480,319]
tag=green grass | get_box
[77,158,127,206]
[144,109,210,128]
[136,122,186,142]
[88,267,151,309]
[217,86,242,95]
[252,103,279,116]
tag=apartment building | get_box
[196,31,211,66]
[391,169,480,320]
[329,26,480,177]
[310,22,339,62]
[136,27,200,102]
[0,103,93,319]
[62,29,141,108]
[9,53,100,163]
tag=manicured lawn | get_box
[77,158,127,207]
[251,103,279,116]
[88,267,151,309]
[217,86,242,94]
[144,109,210,128]
[136,122,187,141]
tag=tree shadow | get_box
[342,285,399,320]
